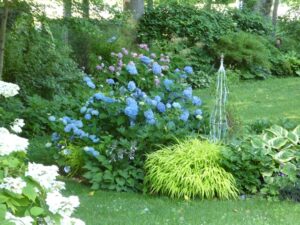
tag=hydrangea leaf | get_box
[30,206,44,217]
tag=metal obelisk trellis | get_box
[210,54,228,142]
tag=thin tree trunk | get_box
[124,0,144,20]
[63,0,72,45]
[82,0,90,18]
[0,0,9,80]
[272,0,280,27]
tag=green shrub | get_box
[4,14,82,99]
[145,139,238,199]
[213,32,273,79]
[271,51,300,77]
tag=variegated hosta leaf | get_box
[287,132,299,145]
[292,125,300,141]
[268,137,288,150]
[267,125,288,137]
[251,136,266,149]
[273,150,295,163]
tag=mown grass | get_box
[65,180,300,225]
[196,77,300,123]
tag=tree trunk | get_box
[0,0,9,80]
[258,0,273,16]
[82,0,90,18]
[63,0,72,18]
[124,0,144,20]
[272,0,280,27]
[63,0,72,45]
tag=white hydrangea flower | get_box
[0,81,20,98]
[25,163,64,192]
[5,212,33,225]
[0,177,26,194]
[10,118,25,133]
[60,217,86,225]
[0,127,29,156]
[46,192,80,217]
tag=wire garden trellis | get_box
[210,54,229,142]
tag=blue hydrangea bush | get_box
[48,44,207,192]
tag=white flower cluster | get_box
[0,127,29,156]
[5,212,34,225]
[25,163,65,192]
[46,192,80,217]
[0,81,20,98]
[10,118,25,133]
[0,177,26,194]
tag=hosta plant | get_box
[0,81,85,225]
[222,124,300,197]
[144,139,238,199]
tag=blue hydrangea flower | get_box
[184,66,193,74]
[128,81,136,92]
[124,97,139,119]
[106,79,115,85]
[174,68,180,73]
[163,79,174,91]
[64,166,71,173]
[183,87,193,99]
[84,147,99,157]
[48,116,56,122]
[119,86,127,95]
[154,96,161,102]
[51,132,60,142]
[180,74,188,79]
[194,109,203,116]
[107,36,117,43]
[172,102,182,109]
[152,62,162,75]
[91,110,99,116]
[87,81,96,89]
[192,96,202,106]
[180,110,190,122]
[140,56,152,65]
[126,62,138,75]
[85,114,92,120]
[64,124,74,133]
[157,102,166,113]
[144,109,156,125]
[80,106,87,114]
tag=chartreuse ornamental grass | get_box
[65,180,300,225]
[144,139,238,199]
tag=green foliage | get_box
[145,139,238,199]
[49,17,136,74]
[4,14,82,99]
[222,125,300,196]
[271,51,300,77]
[213,32,273,79]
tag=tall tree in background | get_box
[0,0,9,80]
[63,0,72,44]
[82,0,90,18]
[124,0,145,19]
[272,0,280,26]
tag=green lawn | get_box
[197,77,300,123]
[65,180,300,225]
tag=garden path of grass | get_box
[196,77,300,123]
[65,180,300,225]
